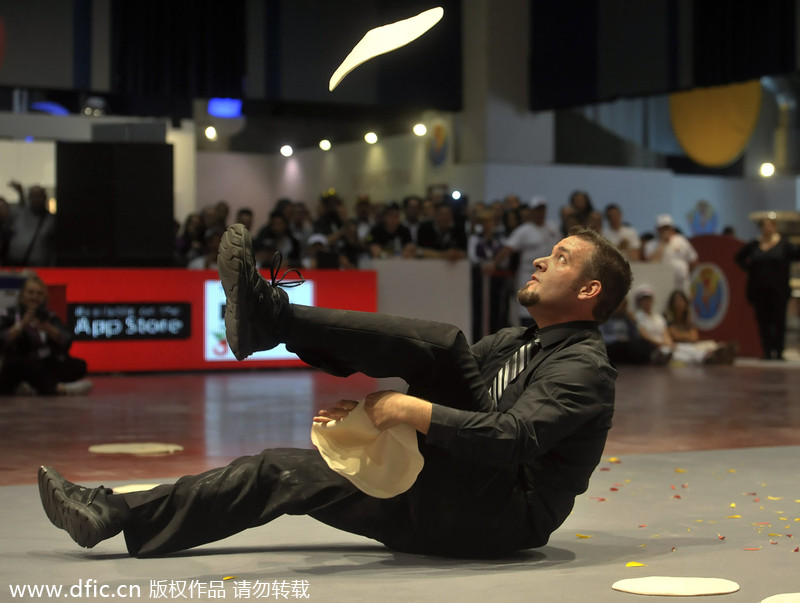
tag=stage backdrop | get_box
[28,268,377,373]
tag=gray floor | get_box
[1,446,798,602]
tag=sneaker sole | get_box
[218,225,256,360]
[38,466,107,548]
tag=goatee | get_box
[517,287,539,308]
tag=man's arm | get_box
[7,181,25,206]
[424,348,613,468]
[313,391,432,434]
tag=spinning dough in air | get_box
[311,400,424,498]
[329,7,444,91]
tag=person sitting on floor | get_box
[600,296,670,365]
[0,276,92,395]
[633,286,734,365]
[664,289,737,365]
[37,226,632,559]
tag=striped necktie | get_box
[491,334,541,406]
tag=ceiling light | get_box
[204,126,218,141]
[280,145,294,157]
[319,139,332,151]
[413,123,427,136]
[760,162,775,177]
[364,132,378,144]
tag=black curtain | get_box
[111,0,246,115]
[692,0,796,87]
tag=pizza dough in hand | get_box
[311,400,424,498]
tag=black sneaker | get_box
[38,466,125,548]
[217,224,303,360]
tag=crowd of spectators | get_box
[0,181,771,355]
[169,187,728,341]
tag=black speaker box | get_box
[56,142,175,266]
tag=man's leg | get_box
[42,449,407,557]
[286,305,493,412]
[219,224,493,412]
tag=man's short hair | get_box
[571,228,632,323]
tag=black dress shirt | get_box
[426,321,616,541]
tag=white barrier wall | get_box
[363,258,473,341]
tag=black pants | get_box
[751,289,789,358]
[0,353,87,395]
[120,306,536,558]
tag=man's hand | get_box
[313,399,359,424]
[312,392,433,434]
[363,390,432,434]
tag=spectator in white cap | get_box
[484,195,560,327]
[644,214,698,292]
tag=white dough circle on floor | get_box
[761,595,800,603]
[88,442,184,455]
[612,576,740,596]
[112,484,161,494]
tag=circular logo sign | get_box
[689,263,729,330]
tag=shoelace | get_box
[84,486,111,506]
[267,251,305,289]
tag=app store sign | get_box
[70,303,191,340]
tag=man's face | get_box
[435,206,453,230]
[356,201,371,220]
[517,236,591,311]
[237,212,253,231]
[606,207,621,228]
[21,280,47,310]
[383,209,400,230]
[531,205,546,226]
[404,199,421,222]
[29,187,47,212]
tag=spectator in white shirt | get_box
[644,214,698,292]
[602,204,641,261]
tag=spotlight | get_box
[82,95,106,117]
[364,132,378,144]
[204,126,218,141]
[280,145,294,157]
[413,123,427,136]
[319,139,332,151]
[760,162,775,177]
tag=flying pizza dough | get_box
[311,400,424,498]
[612,576,740,596]
[329,6,444,91]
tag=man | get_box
[5,181,56,266]
[365,202,414,258]
[401,195,424,245]
[235,208,254,232]
[487,196,561,326]
[0,276,92,395]
[353,195,374,243]
[644,214,698,292]
[416,201,467,260]
[602,204,641,261]
[37,224,631,558]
